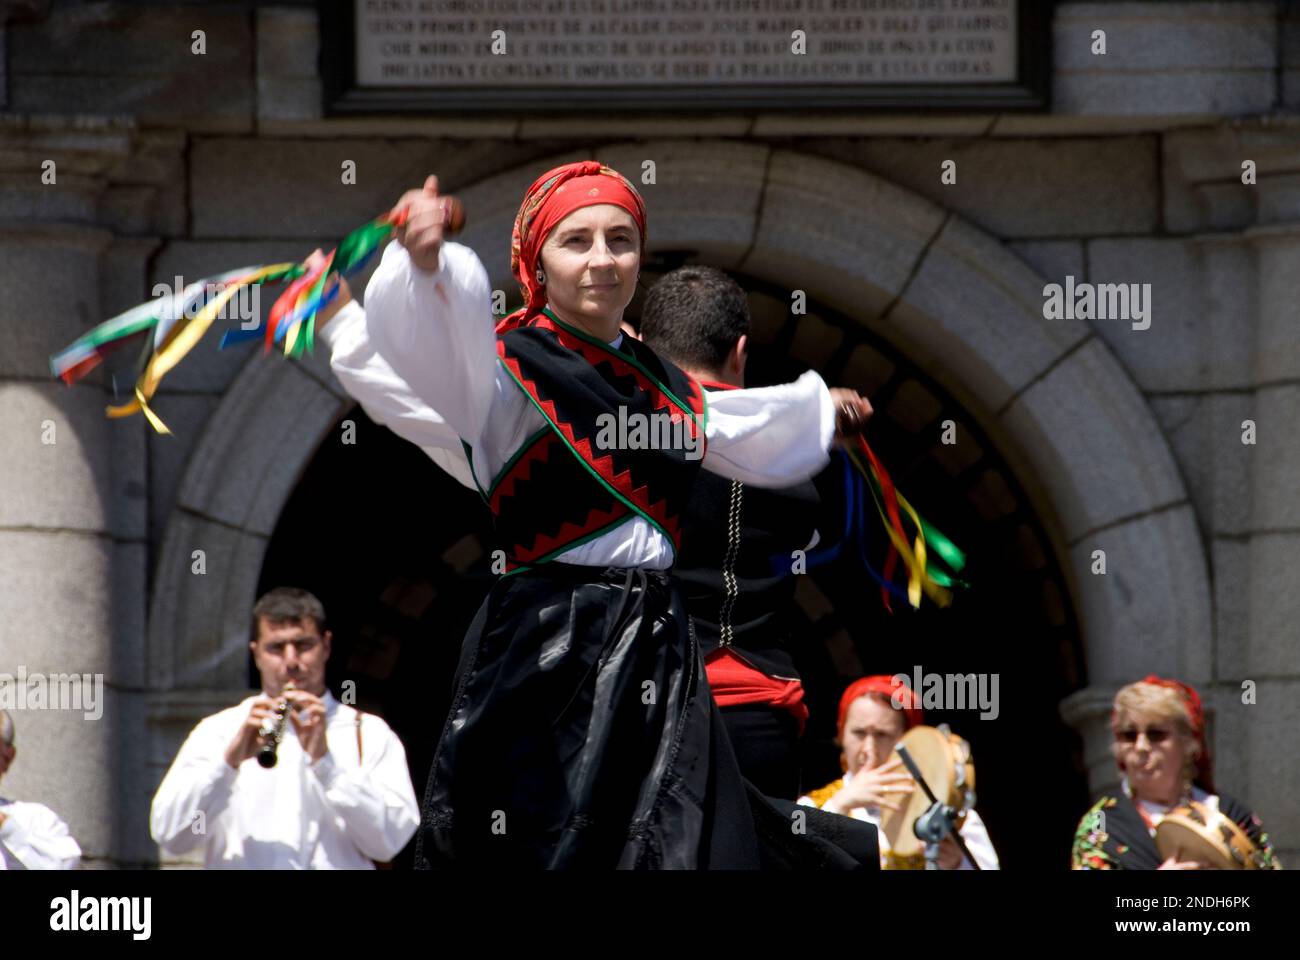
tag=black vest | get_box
[674,385,851,679]
[476,308,706,573]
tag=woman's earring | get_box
[536,269,546,284]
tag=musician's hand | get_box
[937,835,965,870]
[224,697,277,770]
[1158,856,1205,870]
[824,757,915,815]
[391,174,448,274]
[304,248,352,330]
[286,690,328,764]
[830,388,873,442]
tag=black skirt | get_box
[414,563,877,870]
[413,561,754,868]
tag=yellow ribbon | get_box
[852,447,953,609]
[105,264,293,434]
[282,281,315,357]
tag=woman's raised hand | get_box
[392,174,448,274]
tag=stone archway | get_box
[145,344,351,693]
[146,141,1211,804]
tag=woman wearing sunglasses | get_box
[1071,675,1281,870]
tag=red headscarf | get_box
[498,160,647,333]
[1115,674,1215,793]
[836,674,923,741]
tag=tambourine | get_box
[882,724,976,869]
[1155,801,1263,870]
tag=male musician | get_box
[0,709,83,869]
[150,588,419,868]
[799,676,1000,870]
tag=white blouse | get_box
[321,299,478,491]
[347,239,836,570]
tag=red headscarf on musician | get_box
[1113,674,1215,794]
[836,674,924,741]
[496,160,648,334]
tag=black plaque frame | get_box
[322,0,1051,114]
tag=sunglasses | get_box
[1116,727,1173,745]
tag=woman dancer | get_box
[364,162,872,868]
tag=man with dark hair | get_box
[640,266,869,800]
[249,586,327,647]
[151,587,419,868]
[0,709,82,870]
[636,265,751,374]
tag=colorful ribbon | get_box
[766,443,968,613]
[844,435,969,612]
[50,211,406,433]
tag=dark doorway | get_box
[257,267,1090,870]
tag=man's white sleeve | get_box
[307,717,419,863]
[702,370,836,488]
[149,720,237,856]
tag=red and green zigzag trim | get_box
[496,347,685,549]
[483,427,636,568]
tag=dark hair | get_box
[250,587,327,645]
[639,265,750,372]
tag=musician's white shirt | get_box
[798,768,1001,871]
[150,691,419,869]
[0,798,81,870]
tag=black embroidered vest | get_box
[470,308,707,574]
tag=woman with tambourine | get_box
[1071,675,1282,870]
[798,675,1001,870]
